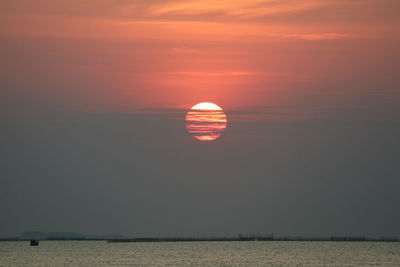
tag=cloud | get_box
[281,33,352,40]
[147,0,331,19]
[172,46,199,53]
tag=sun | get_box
[185,102,227,141]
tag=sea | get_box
[1,241,399,266]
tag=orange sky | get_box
[1,0,399,115]
[1,0,400,238]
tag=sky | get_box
[1,0,399,237]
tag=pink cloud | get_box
[282,33,352,40]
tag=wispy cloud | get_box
[281,33,352,40]
[147,0,331,19]
[171,46,199,53]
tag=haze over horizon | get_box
[1,0,399,238]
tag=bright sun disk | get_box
[186,102,227,141]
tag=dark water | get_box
[1,241,399,266]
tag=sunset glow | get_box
[1,0,399,246]
[186,102,227,141]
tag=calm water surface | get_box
[1,241,399,266]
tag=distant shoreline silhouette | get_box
[0,232,398,242]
